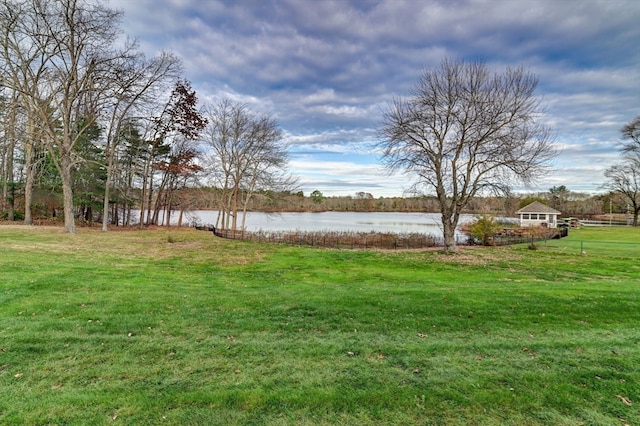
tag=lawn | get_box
[0,225,638,425]
[539,226,640,258]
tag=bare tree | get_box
[0,91,17,220]
[204,99,295,231]
[602,116,640,226]
[0,95,53,224]
[0,0,58,225]
[0,0,130,233]
[99,50,182,231]
[379,59,555,251]
[603,163,639,226]
[620,115,640,158]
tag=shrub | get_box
[464,214,503,246]
[1,210,24,221]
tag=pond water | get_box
[133,210,481,238]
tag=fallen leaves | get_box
[616,395,632,406]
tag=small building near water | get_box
[516,201,561,228]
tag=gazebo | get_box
[516,201,561,228]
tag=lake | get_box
[135,210,483,237]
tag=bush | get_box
[464,214,503,246]
[1,210,25,221]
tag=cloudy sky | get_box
[110,0,639,197]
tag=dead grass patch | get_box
[1,225,267,266]
[430,246,523,266]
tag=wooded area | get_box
[0,0,292,232]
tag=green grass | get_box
[1,225,639,425]
[539,226,640,258]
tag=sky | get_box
[109,0,639,197]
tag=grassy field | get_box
[537,226,640,258]
[0,224,638,425]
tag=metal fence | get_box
[202,226,567,250]
[536,239,640,258]
[209,228,452,249]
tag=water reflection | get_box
[130,210,477,237]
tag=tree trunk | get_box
[164,175,175,227]
[102,171,112,231]
[231,186,239,231]
[101,134,117,231]
[215,210,223,229]
[442,219,457,252]
[112,203,119,227]
[2,102,16,221]
[60,153,76,233]
[139,168,148,227]
[7,183,15,221]
[139,151,155,226]
[23,139,35,225]
[3,141,15,221]
[240,191,253,231]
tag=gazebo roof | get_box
[516,201,561,215]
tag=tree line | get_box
[170,186,617,217]
[0,0,293,233]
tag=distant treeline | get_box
[157,186,614,217]
[1,184,621,226]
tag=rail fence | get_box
[579,219,632,226]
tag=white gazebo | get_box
[516,201,561,228]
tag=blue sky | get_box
[110,0,639,197]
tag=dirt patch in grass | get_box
[430,246,523,266]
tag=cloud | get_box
[109,0,639,196]
[288,157,409,196]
